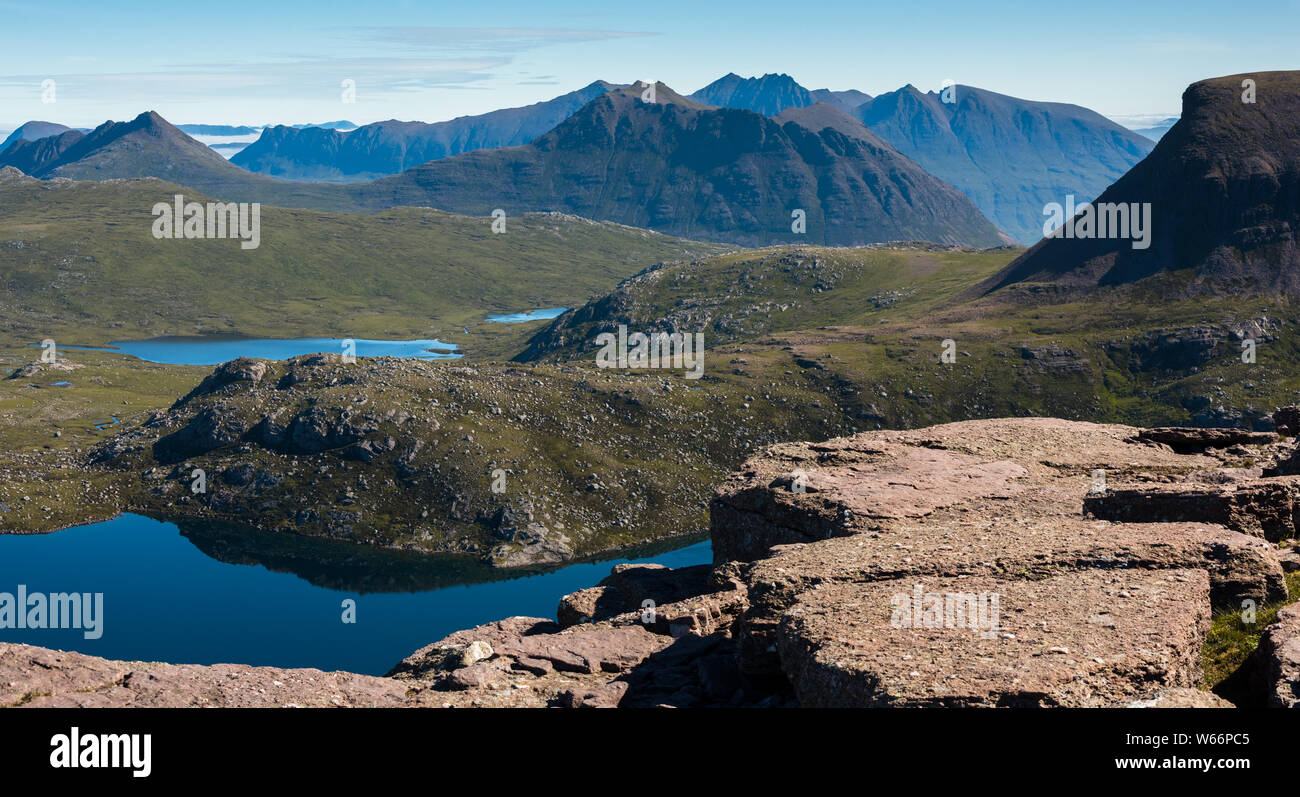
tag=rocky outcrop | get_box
[1084,478,1300,542]
[88,353,773,567]
[7,358,83,379]
[712,416,1291,702]
[15,413,1299,708]
[1134,426,1277,452]
[556,563,715,626]
[0,643,428,708]
[1249,604,1300,707]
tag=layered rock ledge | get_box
[7,415,1299,707]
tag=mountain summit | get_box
[690,73,871,116]
[0,110,234,183]
[976,71,1300,297]
[689,73,816,116]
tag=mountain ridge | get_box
[347,81,1004,247]
[854,83,1155,244]
[230,81,620,181]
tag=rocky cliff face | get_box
[978,71,1300,297]
[15,412,1300,708]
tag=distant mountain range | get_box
[346,82,1004,247]
[4,73,1152,246]
[1130,117,1179,141]
[686,74,1153,244]
[0,87,1005,247]
[229,82,619,181]
[976,71,1300,298]
[0,111,354,210]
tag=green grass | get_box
[0,344,207,532]
[0,175,729,351]
[1202,568,1300,702]
[523,243,1300,431]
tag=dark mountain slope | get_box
[0,130,87,174]
[975,71,1300,298]
[352,83,1004,247]
[857,84,1154,244]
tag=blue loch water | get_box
[0,514,710,675]
[59,336,461,366]
[485,308,567,323]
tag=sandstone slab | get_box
[777,569,1211,707]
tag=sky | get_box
[2,0,1298,131]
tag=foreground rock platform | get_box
[7,415,1298,708]
[779,569,1211,707]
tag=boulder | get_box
[1274,406,1300,436]
[556,563,715,627]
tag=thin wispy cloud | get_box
[356,26,656,53]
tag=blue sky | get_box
[2,0,1298,130]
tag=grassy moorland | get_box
[520,246,1300,432]
[0,170,728,352]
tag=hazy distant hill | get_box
[0,121,80,151]
[0,111,363,210]
[230,82,618,181]
[975,71,1300,298]
[1130,117,1179,141]
[809,87,872,113]
[176,124,263,136]
[856,84,1155,244]
[689,72,814,115]
[351,82,1004,247]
